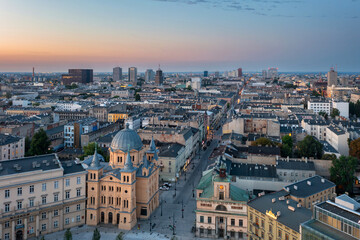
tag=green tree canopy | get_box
[64,228,72,240]
[115,232,124,240]
[321,154,337,161]
[318,111,328,120]
[82,142,106,160]
[251,137,277,147]
[330,156,357,194]
[350,138,360,159]
[92,228,101,240]
[28,128,52,156]
[295,135,323,159]
[280,135,293,158]
[330,108,340,118]
[135,93,141,101]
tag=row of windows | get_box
[199,216,243,226]
[3,177,81,198]
[199,228,244,238]
[3,190,81,212]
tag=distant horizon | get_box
[1,0,359,73]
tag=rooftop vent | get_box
[297,203,302,208]
[288,206,295,212]
[294,185,298,190]
[307,181,312,186]
[321,178,325,183]
[277,211,281,217]
[286,200,290,204]
[272,198,276,203]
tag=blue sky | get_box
[0,0,359,72]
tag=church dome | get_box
[110,127,143,152]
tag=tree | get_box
[330,156,357,194]
[92,228,101,240]
[281,135,293,157]
[318,111,328,120]
[295,135,323,159]
[187,85,192,90]
[25,136,31,156]
[282,135,293,148]
[28,128,52,156]
[330,108,340,118]
[251,137,277,147]
[82,142,106,160]
[321,154,337,160]
[311,90,321,97]
[5,92,12,99]
[350,138,360,159]
[115,232,124,240]
[135,93,141,101]
[64,229,72,240]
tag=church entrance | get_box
[16,230,23,240]
[218,228,224,238]
[101,212,105,223]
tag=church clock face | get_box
[219,185,224,190]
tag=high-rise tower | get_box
[113,67,122,81]
[327,67,338,86]
[155,66,163,85]
[128,67,137,85]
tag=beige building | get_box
[86,126,160,230]
[0,133,25,161]
[196,164,249,239]
[0,154,86,240]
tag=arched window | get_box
[90,214,93,219]
[215,205,227,211]
[117,156,120,162]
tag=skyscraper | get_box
[61,69,93,85]
[262,70,268,79]
[327,67,338,86]
[128,67,137,85]
[113,67,122,81]
[237,68,243,77]
[204,71,208,77]
[145,69,154,82]
[155,67,164,85]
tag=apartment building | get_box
[325,124,350,156]
[0,133,25,161]
[64,118,98,148]
[308,99,331,115]
[0,154,86,240]
[302,194,360,239]
[301,119,329,141]
[158,143,185,182]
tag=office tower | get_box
[155,67,164,85]
[191,77,201,90]
[327,67,338,86]
[262,70,268,79]
[340,77,348,86]
[215,71,220,79]
[145,69,154,82]
[61,69,93,85]
[113,67,122,81]
[268,68,278,79]
[237,68,243,77]
[128,67,137,84]
[204,71,208,77]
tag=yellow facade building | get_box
[247,191,312,240]
[107,111,128,123]
[86,126,159,230]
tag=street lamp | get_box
[182,200,184,219]
[174,180,177,197]
[149,214,152,232]
[161,197,163,216]
[192,183,195,198]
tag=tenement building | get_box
[301,194,360,239]
[0,154,86,240]
[195,163,249,239]
[86,126,159,230]
[247,190,312,240]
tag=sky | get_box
[0,0,359,73]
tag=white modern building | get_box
[326,124,349,156]
[332,100,349,119]
[308,99,331,115]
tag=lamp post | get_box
[161,197,163,216]
[182,200,184,219]
[149,214,152,232]
[172,212,175,235]
[174,180,177,197]
[192,182,195,198]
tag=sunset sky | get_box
[0,0,359,72]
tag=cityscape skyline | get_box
[1,0,360,72]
